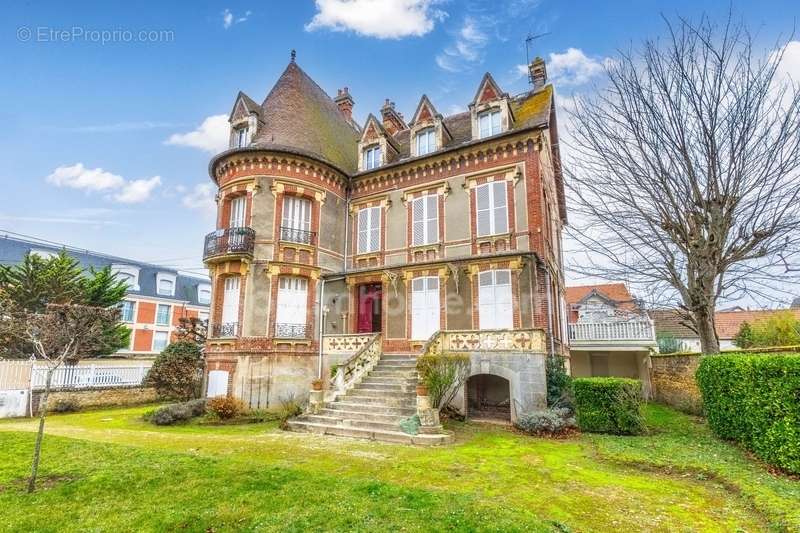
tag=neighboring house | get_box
[0,235,210,357]
[565,283,656,394]
[651,308,800,352]
[203,53,567,423]
[792,296,800,309]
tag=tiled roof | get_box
[252,61,360,174]
[0,235,210,307]
[650,309,696,337]
[715,308,800,339]
[565,283,636,308]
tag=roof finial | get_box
[290,49,296,63]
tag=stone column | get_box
[416,392,443,434]
[308,389,324,414]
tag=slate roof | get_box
[793,296,800,308]
[0,235,210,307]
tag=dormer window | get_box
[363,145,382,170]
[156,272,177,297]
[111,264,140,291]
[415,129,436,156]
[235,126,249,148]
[478,109,502,138]
[198,283,211,305]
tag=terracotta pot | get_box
[416,384,429,396]
[311,379,324,391]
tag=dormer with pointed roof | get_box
[357,113,400,171]
[229,91,262,149]
[468,72,514,141]
[408,95,451,158]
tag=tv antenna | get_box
[525,31,551,67]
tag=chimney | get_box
[380,99,407,135]
[334,87,355,120]
[529,57,547,89]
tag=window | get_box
[199,311,209,325]
[281,196,312,243]
[157,278,175,297]
[412,195,438,246]
[235,126,249,148]
[411,277,440,340]
[357,207,381,254]
[111,264,140,291]
[120,301,135,323]
[221,276,240,326]
[475,181,509,237]
[153,331,169,352]
[415,129,436,155]
[275,277,309,338]
[478,109,502,138]
[156,304,171,326]
[478,270,513,330]
[198,284,211,305]
[229,196,246,228]
[363,145,382,170]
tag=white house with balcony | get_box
[565,284,655,396]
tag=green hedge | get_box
[573,378,645,435]
[696,354,800,474]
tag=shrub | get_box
[49,399,80,413]
[276,395,303,429]
[515,407,576,436]
[145,341,204,401]
[207,397,246,420]
[734,312,800,348]
[656,332,683,354]
[546,355,573,409]
[696,353,800,474]
[146,399,206,426]
[573,378,645,435]
[416,352,470,409]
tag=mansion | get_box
[203,52,568,427]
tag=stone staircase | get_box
[288,353,453,445]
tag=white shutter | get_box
[276,277,308,325]
[283,197,311,232]
[476,185,492,236]
[492,182,508,234]
[475,182,508,237]
[207,370,229,398]
[221,276,240,324]
[412,195,438,246]
[478,270,513,330]
[411,277,440,340]
[369,207,381,252]
[357,209,369,254]
[229,197,246,228]
[478,272,495,329]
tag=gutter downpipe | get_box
[545,268,555,356]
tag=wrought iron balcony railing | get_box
[279,226,316,245]
[275,323,308,339]
[203,227,255,261]
[210,322,240,338]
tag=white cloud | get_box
[435,17,489,72]
[46,163,125,191]
[182,183,217,215]
[59,121,178,133]
[112,176,162,204]
[305,0,446,39]
[774,40,800,83]
[546,48,610,86]
[45,163,161,204]
[222,8,251,29]
[165,114,230,154]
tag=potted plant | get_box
[311,378,324,391]
[416,382,429,396]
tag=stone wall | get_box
[32,386,158,415]
[649,354,703,414]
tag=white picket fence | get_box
[30,364,150,390]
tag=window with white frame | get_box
[198,284,211,305]
[363,145,382,170]
[229,196,246,228]
[156,304,171,326]
[111,264,140,291]
[275,277,308,337]
[415,128,436,156]
[412,195,438,246]
[152,331,169,352]
[357,207,381,254]
[475,181,509,237]
[235,126,249,148]
[157,278,175,297]
[478,270,513,330]
[281,196,312,243]
[478,109,502,138]
[221,276,240,326]
[120,300,135,323]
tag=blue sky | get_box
[0,0,797,278]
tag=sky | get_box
[0,0,798,281]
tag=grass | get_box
[0,404,796,532]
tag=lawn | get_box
[0,404,797,532]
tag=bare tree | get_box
[565,15,800,353]
[0,299,119,492]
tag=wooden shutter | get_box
[221,276,240,324]
[411,277,440,340]
[229,196,246,228]
[276,277,308,325]
[282,196,311,231]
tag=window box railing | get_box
[567,320,655,342]
[210,322,240,338]
[203,227,255,261]
[275,323,308,339]
[279,226,316,245]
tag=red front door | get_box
[356,283,382,333]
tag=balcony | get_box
[203,227,255,262]
[210,321,240,338]
[567,320,656,350]
[275,323,308,339]
[279,226,316,246]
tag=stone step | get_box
[326,401,416,417]
[353,382,412,392]
[318,408,407,424]
[343,394,416,407]
[369,370,418,378]
[349,387,416,397]
[287,420,453,446]
[374,362,417,369]
[302,414,402,433]
[360,377,417,387]
[380,354,418,361]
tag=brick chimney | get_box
[334,87,355,120]
[529,57,547,89]
[380,99,407,135]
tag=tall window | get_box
[363,145,382,170]
[221,277,240,326]
[157,279,175,297]
[475,181,509,237]
[415,129,436,155]
[281,196,312,244]
[235,126,249,148]
[478,109,502,138]
[478,270,513,330]
[275,277,308,338]
[357,207,381,254]
[156,304,171,326]
[153,331,169,352]
[229,196,246,228]
[120,301,135,323]
[412,195,438,246]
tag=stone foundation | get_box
[32,386,158,415]
[649,354,703,414]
